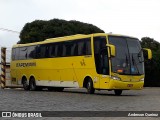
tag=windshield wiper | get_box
[131,54,140,74]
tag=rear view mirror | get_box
[143,48,152,60]
[106,44,116,57]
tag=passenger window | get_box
[57,43,63,57]
[19,47,27,60]
[86,39,91,55]
[12,48,16,60]
[38,44,49,58]
[71,42,78,56]
[78,40,85,56]
[49,44,56,57]
[78,38,91,56]
[63,41,73,57]
[27,46,36,59]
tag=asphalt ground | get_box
[0,87,160,120]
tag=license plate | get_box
[127,84,133,87]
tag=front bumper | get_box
[108,80,144,90]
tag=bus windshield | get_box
[108,36,144,75]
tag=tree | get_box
[141,37,160,87]
[19,19,104,44]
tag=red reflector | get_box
[117,69,123,73]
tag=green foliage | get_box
[141,37,160,87]
[141,37,160,51]
[19,19,104,44]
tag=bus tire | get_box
[114,90,122,96]
[86,78,95,94]
[22,77,29,90]
[29,77,37,91]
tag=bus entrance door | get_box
[99,49,110,89]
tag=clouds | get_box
[0,0,160,48]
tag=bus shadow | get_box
[60,89,138,97]
[5,88,138,96]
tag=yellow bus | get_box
[10,33,152,95]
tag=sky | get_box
[0,0,160,49]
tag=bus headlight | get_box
[140,78,144,81]
[110,76,121,80]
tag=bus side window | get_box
[86,39,91,55]
[19,47,27,60]
[56,43,63,57]
[62,42,73,57]
[68,43,73,56]
[83,40,86,55]
[36,45,40,58]
[71,41,78,56]
[27,46,36,59]
[12,48,16,60]
[36,44,48,59]
[15,48,20,60]
[62,43,66,57]
[40,45,46,58]
[78,38,91,56]
[46,45,49,58]
[38,44,49,58]
[78,40,85,56]
[49,44,56,58]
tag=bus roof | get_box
[12,33,138,48]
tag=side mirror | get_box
[143,48,152,60]
[106,44,116,57]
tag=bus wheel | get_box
[29,77,37,91]
[86,79,95,94]
[22,77,29,90]
[114,90,122,96]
